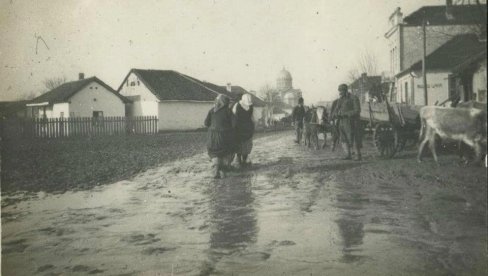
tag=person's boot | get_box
[242,154,249,167]
[235,154,242,169]
[355,150,362,161]
[212,159,220,179]
[342,143,352,160]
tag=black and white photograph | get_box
[0,0,487,275]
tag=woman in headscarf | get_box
[232,93,255,168]
[204,94,235,178]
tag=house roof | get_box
[118,69,219,102]
[403,4,486,26]
[31,77,130,104]
[397,34,486,77]
[119,69,266,106]
[0,100,29,117]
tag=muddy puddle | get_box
[2,132,487,275]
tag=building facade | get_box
[27,75,128,119]
[385,2,486,105]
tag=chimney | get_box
[79,73,85,80]
[446,0,454,20]
[226,83,232,92]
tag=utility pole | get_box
[422,12,428,105]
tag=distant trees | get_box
[347,48,379,83]
[43,76,66,90]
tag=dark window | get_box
[130,81,136,86]
[93,111,104,118]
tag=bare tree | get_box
[357,49,379,76]
[347,68,359,83]
[43,76,67,90]
[259,83,279,126]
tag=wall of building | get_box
[119,72,159,101]
[402,25,475,72]
[119,72,160,117]
[158,101,213,130]
[69,81,125,117]
[472,60,487,102]
[408,71,450,106]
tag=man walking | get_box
[336,84,362,160]
[292,97,306,144]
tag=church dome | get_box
[277,68,292,81]
[277,67,293,91]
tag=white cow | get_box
[417,106,487,164]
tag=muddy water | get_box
[2,132,487,275]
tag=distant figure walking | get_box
[204,95,235,178]
[292,97,306,144]
[232,93,255,168]
[335,84,363,160]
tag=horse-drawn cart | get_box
[360,100,421,158]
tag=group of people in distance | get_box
[292,83,363,161]
[204,93,255,179]
[204,83,363,179]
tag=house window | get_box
[130,81,136,86]
[93,111,104,118]
[137,81,140,86]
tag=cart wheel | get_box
[373,123,398,158]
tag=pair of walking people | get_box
[204,94,255,179]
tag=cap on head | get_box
[298,97,304,104]
[338,84,348,92]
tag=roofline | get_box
[26,102,49,107]
[159,100,214,103]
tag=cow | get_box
[417,105,487,165]
[455,101,488,163]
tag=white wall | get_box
[472,60,487,103]
[413,72,450,106]
[69,81,125,117]
[52,103,70,118]
[119,72,159,117]
[158,101,213,130]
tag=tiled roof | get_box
[120,69,266,106]
[403,4,486,26]
[31,77,129,104]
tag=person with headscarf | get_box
[232,93,255,168]
[204,94,235,178]
[335,83,362,160]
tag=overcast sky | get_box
[0,0,447,103]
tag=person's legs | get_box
[211,157,220,178]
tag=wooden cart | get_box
[360,100,421,158]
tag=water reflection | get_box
[334,183,366,263]
[201,174,257,275]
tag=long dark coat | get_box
[336,93,363,148]
[204,107,235,158]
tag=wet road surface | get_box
[2,131,487,275]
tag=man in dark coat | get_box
[292,97,306,144]
[336,84,362,160]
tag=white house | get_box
[117,69,266,131]
[27,74,129,118]
[395,34,486,106]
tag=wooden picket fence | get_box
[0,116,158,139]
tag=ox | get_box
[304,106,330,149]
[417,106,487,164]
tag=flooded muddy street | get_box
[2,131,487,275]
